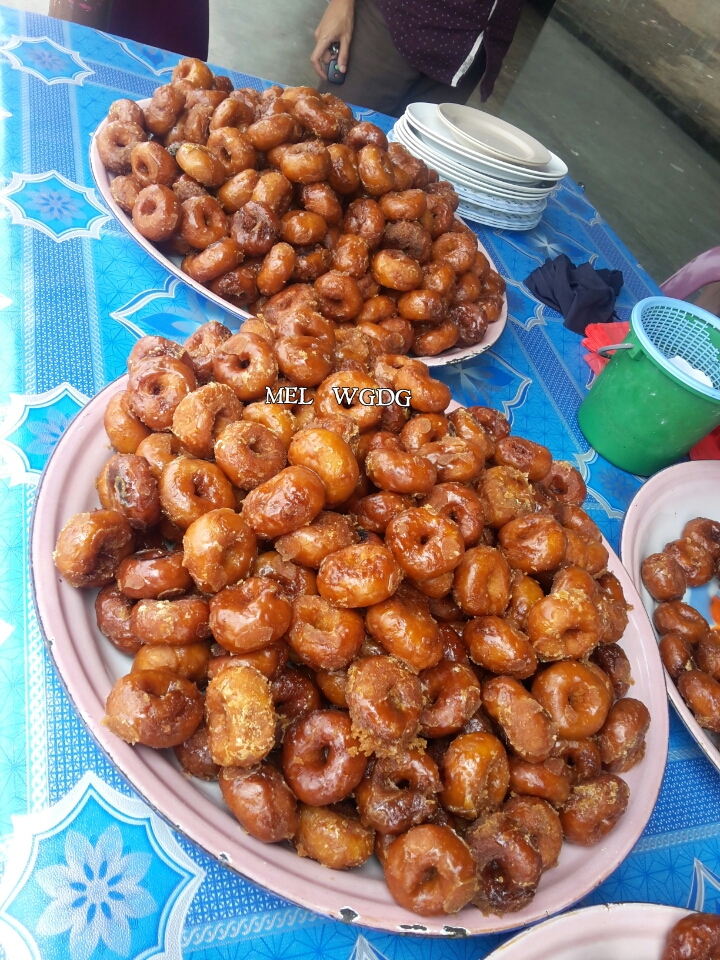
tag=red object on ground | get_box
[581,321,631,375]
[690,426,720,460]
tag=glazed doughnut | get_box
[527,592,603,660]
[419,660,482,737]
[242,401,297,450]
[420,482,484,546]
[661,912,720,960]
[291,244,332,281]
[97,120,147,174]
[498,515,567,574]
[280,210,327,246]
[246,112,296,150]
[495,436,552,482]
[478,465,534,529]
[467,811,542,915]
[432,232,477,273]
[372,249,423,291]
[553,737,602,784]
[205,662,275,766]
[220,764,298,843]
[217,169,260,214]
[127,355,197,430]
[127,335,191,373]
[256,242,296,296]
[210,577,292,653]
[182,508,257,594]
[172,56,214,89]
[213,332,278,402]
[159,457,235,529]
[357,144,396,195]
[282,709,366,805]
[696,630,720,680]
[253,170,294,217]
[288,594,364,670]
[105,669,203,748]
[419,436,485,483]
[183,320,232,383]
[279,141,330,184]
[346,655,423,755]
[683,517,720,560]
[95,585,141,654]
[464,616,537,679]
[96,454,160,531]
[291,96,340,139]
[427,180,459,210]
[214,420,286,489]
[205,127,256,178]
[653,600,708,642]
[132,185,181,242]
[531,661,613,738]
[664,537,715,587]
[210,94,253,129]
[144,84,185,136]
[384,824,477,916]
[330,233,369,278]
[423,194,455,239]
[448,302,489,347]
[130,596,210,645]
[453,545,512,617]
[325,143,360,194]
[366,588,443,670]
[560,773,630,845]
[411,322,459,356]
[252,550,317,599]
[294,803,374,870]
[385,506,465,579]
[504,573,544,633]
[343,198,386,249]
[231,200,280,257]
[504,795,563,871]
[507,755,573,806]
[175,142,226,187]
[104,390,151,453]
[130,141,177,188]
[182,237,241,283]
[677,670,720,731]
[483,675,558,763]
[287,427,359,506]
[241,464,325,538]
[452,271,482,304]
[468,405,511,441]
[440,731,509,818]
[597,697,651,772]
[110,175,142,213]
[133,642,210,682]
[380,189,427,222]
[180,195,228,249]
[109,98,145,127]
[314,370,383,431]
[591,641,633,698]
[312,270,362,320]
[117,549,191,600]
[537,461,587,505]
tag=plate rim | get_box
[620,458,720,775]
[405,102,567,182]
[31,391,669,936]
[484,902,692,958]
[436,103,553,169]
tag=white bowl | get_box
[621,459,720,775]
[31,398,669,937]
[485,902,691,960]
[437,103,552,168]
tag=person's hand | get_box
[310,0,355,81]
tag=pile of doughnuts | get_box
[96,57,505,359]
[642,518,720,732]
[661,912,720,960]
[53,325,650,918]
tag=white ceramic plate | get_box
[620,460,720,775]
[405,102,568,183]
[392,117,557,199]
[32,413,669,937]
[91,99,251,329]
[454,183,548,216]
[485,902,691,960]
[437,103,552,168]
[457,205,542,232]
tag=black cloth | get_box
[525,254,624,335]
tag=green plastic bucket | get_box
[577,297,720,475]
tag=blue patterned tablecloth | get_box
[1,7,719,959]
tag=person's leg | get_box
[394,46,488,117]
[317,0,422,116]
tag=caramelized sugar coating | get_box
[683,518,720,561]
[507,756,572,806]
[209,577,292,653]
[104,390,152,453]
[384,824,477,916]
[483,676,558,763]
[466,811,543,915]
[346,655,423,756]
[504,795,563,871]
[174,722,221,780]
[498,515,567,575]
[356,749,441,834]
[159,458,236,530]
[597,697,651,772]
[494,436,552,482]
[241,465,325,538]
[385,506,465,580]
[205,662,275,766]
[527,591,603,661]
[96,454,160,531]
[214,420,287,489]
[132,641,210,682]
[117,549,192,600]
[419,660,482,738]
[220,763,299,842]
[659,631,696,679]
[182,508,257,593]
[54,510,133,588]
[661,912,720,960]
[95,585,141,655]
[560,773,630,845]
[463,616,537,679]
[317,543,403,608]
[532,661,613,739]
[171,381,243,459]
[282,709,366,805]
[130,596,210,645]
[288,595,365,670]
[677,670,720,731]
[453,545,512,618]
[288,427,359,506]
[653,601,708,642]
[104,669,203,747]
[440,731,509,819]
[478,466,534,529]
[294,803,374,869]
[664,537,715,587]
[591,642,633,698]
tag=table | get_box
[0,7,719,959]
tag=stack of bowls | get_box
[390,102,567,231]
